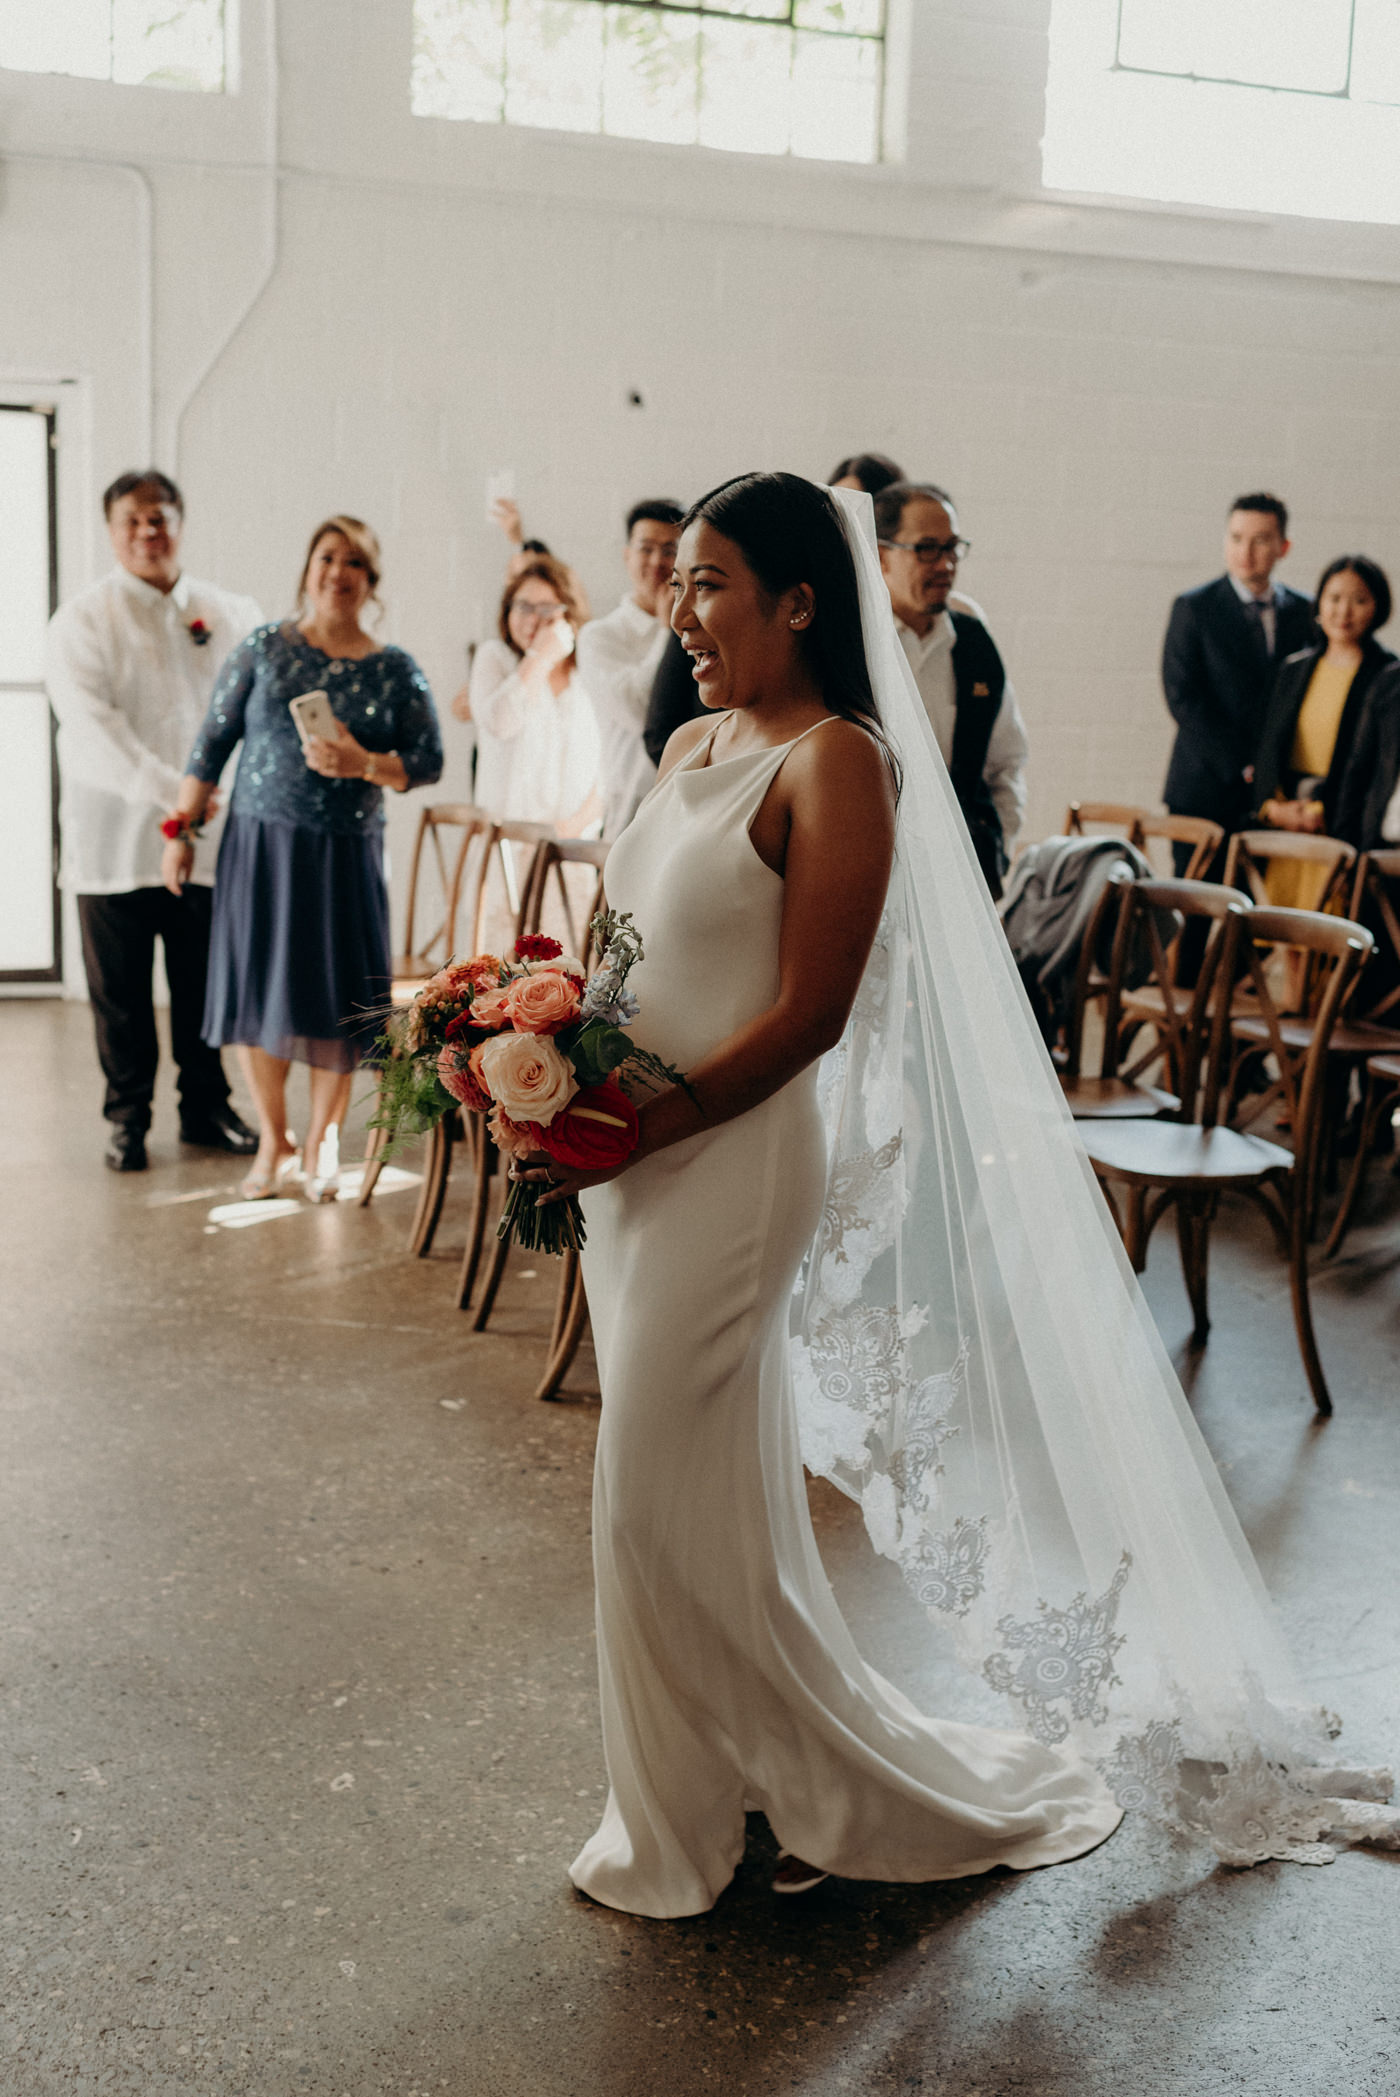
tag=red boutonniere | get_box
[187,617,212,647]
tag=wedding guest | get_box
[874,479,1029,894]
[643,630,705,768]
[471,556,600,830]
[576,500,684,836]
[45,470,262,1172]
[1256,557,1394,837]
[1162,494,1316,871]
[1254,556,1394,906]
[162,515,442,1202]
[830,451,905,496]
[1335,657,1400,852]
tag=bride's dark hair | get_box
[682,471,900,790]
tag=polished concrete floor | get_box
[3,999,1399,2097]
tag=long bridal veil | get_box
[793,484,1398,1865]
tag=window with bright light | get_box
[0,2,227,94]
[1044,0,1400,225]
[413,0,886,164]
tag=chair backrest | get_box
[1065,801,1149,844]
[465,820,557,958]
[1059,870,1129,1079]
[399,803,495,969]
[1222,829,1356,908]
[1137,813,1224,882]
[1349,848,1400,1025]
[1106,878,1249,1112]
[523,837,611,967]
[1206,910,1373,1168]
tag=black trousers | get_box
[77,885,231,1131]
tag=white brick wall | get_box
[3,0,1399,965]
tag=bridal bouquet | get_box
[370,911,681,1254]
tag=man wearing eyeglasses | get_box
[874,481,1028,896]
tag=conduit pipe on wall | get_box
[0,154,155,459]
[164,0,281,473]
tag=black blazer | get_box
[1333,660,1400,851]
[1161,575,1316,826]
[1253,637,1397,834]
[642,630,705,768]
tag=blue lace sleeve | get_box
[186,627,268,781]
[388,651,444,788]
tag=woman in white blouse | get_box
[469,556,601,834]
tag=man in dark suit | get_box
[1162,492,1316,869]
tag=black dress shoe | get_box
[179,1106,259,1155]
[105,1127,149,1172]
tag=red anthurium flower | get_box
[536,1081,638,1172]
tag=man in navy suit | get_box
[1162,493,1316,865]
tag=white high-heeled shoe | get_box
[303,1123,341,1204]
[239,1144,300,1201]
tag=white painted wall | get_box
[5,0,1400,970]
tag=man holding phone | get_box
[45,470,262,1171]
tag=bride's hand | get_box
[509,1148,631,1206]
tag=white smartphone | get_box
[289,688,340,747]
[485,468,516,522]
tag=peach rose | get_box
[477,1032,577,1126]
[505,969,582,1035]
[468,987,514,1031]
[487,1103,539,1160]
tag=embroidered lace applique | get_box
[911,1516,989,1618]
[984,1556,1132,1745]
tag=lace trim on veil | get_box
[789,489,1399,1868]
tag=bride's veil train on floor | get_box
[792,485,1399,1865]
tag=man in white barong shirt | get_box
[875,480,1029,892]
[45,470,263,1172]
[576,500,684,837]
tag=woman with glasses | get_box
[470,555,601,833]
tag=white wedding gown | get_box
[571,718,1122,1919]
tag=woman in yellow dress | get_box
[1255,555,1394,906]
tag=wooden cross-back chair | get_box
[1223,844,1398,1159]
[1324,850,1400,1254]
[357,805,495,1210]
[467,839,613,1405]
[1065,801,1149,843]
[1223,829,1357,915]
[1062,878,1244,1119]
[394,803,495,983]
[1083,904,1373,1414]
[1058,817,1224,1040]
[402,827,558,1269]
[522,836,611,967]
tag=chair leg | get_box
[455,1120,493,1310]
[1286,1178,1333,1417]
[1123,1184,1149,1273]
[1324,1071,1393,1259]
[471,1197,513,1332]
[357,1090,388,1208]
[409,1114,455,1258]
[1174,1194,1214,1346]
[533,1261,590,1402]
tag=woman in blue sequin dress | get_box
[161,516,442,1199]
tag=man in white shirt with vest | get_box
[875,480,1030,897]
[46,470,263,1172]
[577,499,684,837]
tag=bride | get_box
[514,472,1396,1920]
